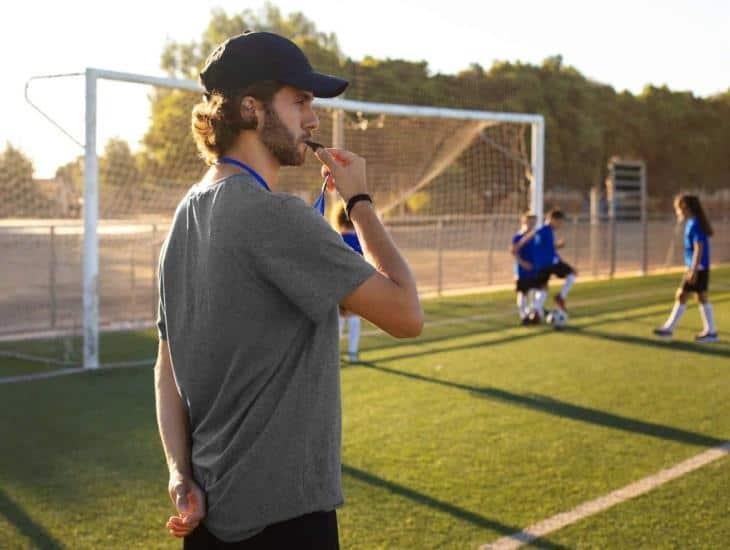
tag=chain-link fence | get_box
[3,213,728,339]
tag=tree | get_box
[131,4,730,213]
[54,155,84,218]
[0,143,34,184]
[55,156,83,194]
[160,4,344,80]
[0,143,49,218]
[100,138,140,187]
[98,138,142,216]
[143,4,346,187]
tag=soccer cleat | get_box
[521,317,531,326]
[347,352,360,363]
[653,327,673,338]
[527,310,542,325]
[554,294,567,311]
[695,332,718,343]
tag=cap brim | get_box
[288,71,349,98]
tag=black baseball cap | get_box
[200,31,349,98]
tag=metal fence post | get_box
[664,220,681,269]
[436,219,443,296]
[609,217,617,279]
[590,186,600,277]
[49,225,57,328]
[487,218,496,286]
[130,237,137,316]
[572,215,580,271]
[332,109,345,149]
[640,165,648,275]
[152,224,158,318]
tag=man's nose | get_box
[304,108,319,133]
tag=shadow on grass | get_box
[572,294,730,326]
[359,288,730,356]
[359,329,548,366]
[360,319,522,354]
[566,326,730,360]
[342,464,568,549]
[363,294,730,366]
[358,362,728,448]
[0,488,62,549]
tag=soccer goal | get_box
[9,68,544,369]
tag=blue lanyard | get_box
[313,183,326,215]
[218,156,326,215]
[218,157,271,191]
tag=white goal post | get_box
[76,67,544,369]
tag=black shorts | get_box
[536,261,575,286]
[515,277,541,293]
[681,269,709,294]
[183,510,339,550]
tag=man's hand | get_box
[686,269,698,285]
[315,148,368,202]
[166,472,206,538]
[518,259,533,271]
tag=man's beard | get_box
[260,106,305,166]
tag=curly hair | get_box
[191,81,284,165]
[546,208,565,221]
[675,193,714,236]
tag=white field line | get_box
[2,265,728,344]
[0,319,155,344]
[358,285,688,338]
[0,283,670,349]
[2,280,728,384]
[0,359,152,385]
[0,287,648,384]
[481,442,730,550]
[2,264,719,343]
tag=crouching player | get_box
[511,212,539,325]
[517,209,577,319]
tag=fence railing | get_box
[2,215,728,337]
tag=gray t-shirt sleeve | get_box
[156,295,167,340]
[156,238,168,340]
[249,196,376,323]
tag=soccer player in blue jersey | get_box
[511,212,538,324]
[336,206,364,361]
[517,209,577,317]
[654,194,717,342]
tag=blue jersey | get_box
[532,224,558,271]
[512,231,536,279]
[684,217,710,269]
[341,231,363,256]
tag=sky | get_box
[2,0,728,177]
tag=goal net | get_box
[2,69,543,369]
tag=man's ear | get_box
[240,96,263,128]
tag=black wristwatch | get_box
[346,194,373,219]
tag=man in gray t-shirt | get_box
[154,32,422,549]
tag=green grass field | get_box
[1,268,729,549]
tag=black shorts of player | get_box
[183,510,339,550]
[535,261,575,286]
[681,269,709,294]
[515,277,541,293]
